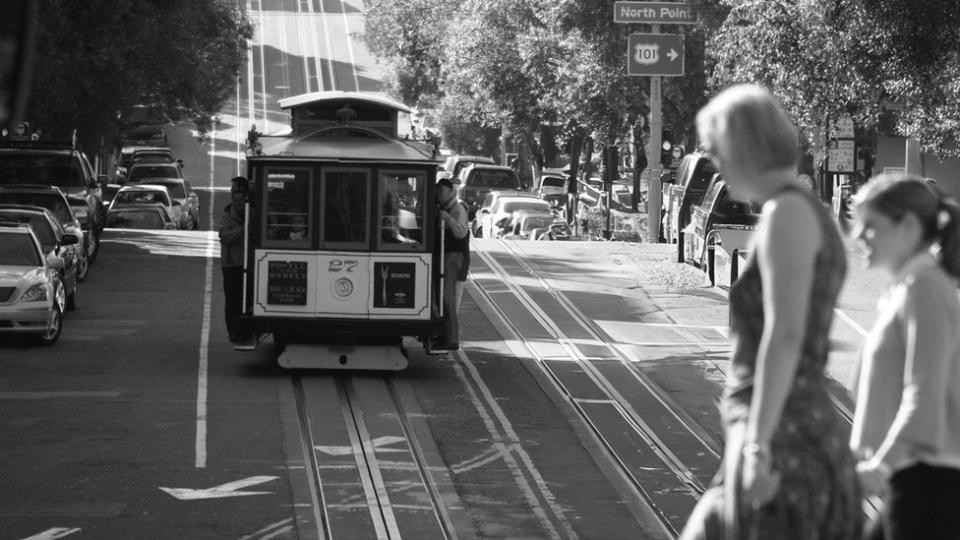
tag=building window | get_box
[263,168,312,247]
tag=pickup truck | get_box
[661,153,717,259]
[682,174,760,285]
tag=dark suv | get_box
[0,141,106,248]
[457,164,523,219]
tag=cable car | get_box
[236,91,445,370]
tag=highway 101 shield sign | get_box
[627,33,684,76]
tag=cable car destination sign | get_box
[614,2,696,24]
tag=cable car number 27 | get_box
[328,259,359,273]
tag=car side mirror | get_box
[176,159,184,168]
[47,254,65,270]
[172,200,182,206]
[62,233,79,246]
[660,172,675,185]
[97,174,109,186]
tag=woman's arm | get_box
[745,194,821,447]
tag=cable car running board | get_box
[277,344,408,371]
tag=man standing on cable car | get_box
[434,178,469,352]
[219,177,253,347]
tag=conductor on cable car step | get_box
[434,178,470,353]
[219,177,253,346]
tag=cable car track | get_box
[291,374,457,540]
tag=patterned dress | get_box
[681,185,863,540]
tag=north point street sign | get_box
[614,2,696,24]
[627,33,684,76]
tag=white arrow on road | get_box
[315,435,406,456]
[19,528,81,540]
[159,475,279,500]
[667,48,679,62]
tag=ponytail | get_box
[937,198,960,279]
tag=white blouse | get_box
[850,251,960,472]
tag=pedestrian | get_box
[219,177,252,346]
[849,173,960,540]
[433,178,469,352]
[679,84,862,540]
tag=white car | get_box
[477,196,553,239]
[109,185,181,229]
[0,223,68,345]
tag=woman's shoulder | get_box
[902,263,960,318]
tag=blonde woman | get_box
[850,174,960,539]
[680,84,861,539]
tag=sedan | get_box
[134,178,200,229]
[478,197,554,239]
[0,205,81,310]
[110,185,181,228]
[125,162,183,184]
[0,224,69,345]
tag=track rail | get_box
[292,374,455,539]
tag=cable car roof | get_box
[278,92,413,114]
[251,131,438,163]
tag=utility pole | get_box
[647,30,663,243]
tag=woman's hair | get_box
[854,173,960,278]
[696,84,798,173]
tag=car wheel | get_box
[37,303,63,346]
[86,231,100,264]
[67,283,79,311]
[76,252,90,282]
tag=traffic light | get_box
[660,129,673,167]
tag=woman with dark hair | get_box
[850,174,960,539]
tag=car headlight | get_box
[20,284,48,302]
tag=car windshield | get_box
[107,210,164,229]
[0,192,72,224]
[470,171,518,189]
[502,200,551,214]
[129,165,179,181]
[0,213,54,251]
[133,153,173,163]
[0,153,84,187]
[0,232,41,266]
[140,181,185,198]
[114,190,169,206]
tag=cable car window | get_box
[378,171,425,250]
[322,169,369,248]
[263,168,312,247]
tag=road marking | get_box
[315,435,406,456]
[0,391,121,400]
[450,447,503,475]
[159,475,279,500]
[195,125,217,469]
[834,307,868,337]
[305,1,325,91]
[338,0,360,91]
[316,0,338,90]
[256,4,268,128]
[238,517,294,540]
[18,528,81,540]
[451,351,571,540]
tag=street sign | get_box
[614,2,696,24]
[828,140,855,172]
[831,114,855,138]
[627,33,684,76]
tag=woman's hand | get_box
[741,445,781,508]
[856,459,890,497]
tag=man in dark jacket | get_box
[434,178,470,352]
[219,180,249,345]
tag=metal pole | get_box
[646,24,663,243]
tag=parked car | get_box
[110,185,181,228]
[0,185,94,272]
[440,154,495,182]
[476,195,552,239]
[134,178,200,229]
[661,152,717,252]
[125,162,183,184]
[471,190,530,236]
[119,103,168,147]
[115,146,176,179]
[457,164,524,219]
[503,210,566,241]
[682,174,760,283]
[536,170,568,209]
[105,205,177,230]
[0,140,106,241]
[0,205,80,310]
[0,223,70,345]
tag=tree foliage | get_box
[26,0,252,153]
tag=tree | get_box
[25,0,251,155]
